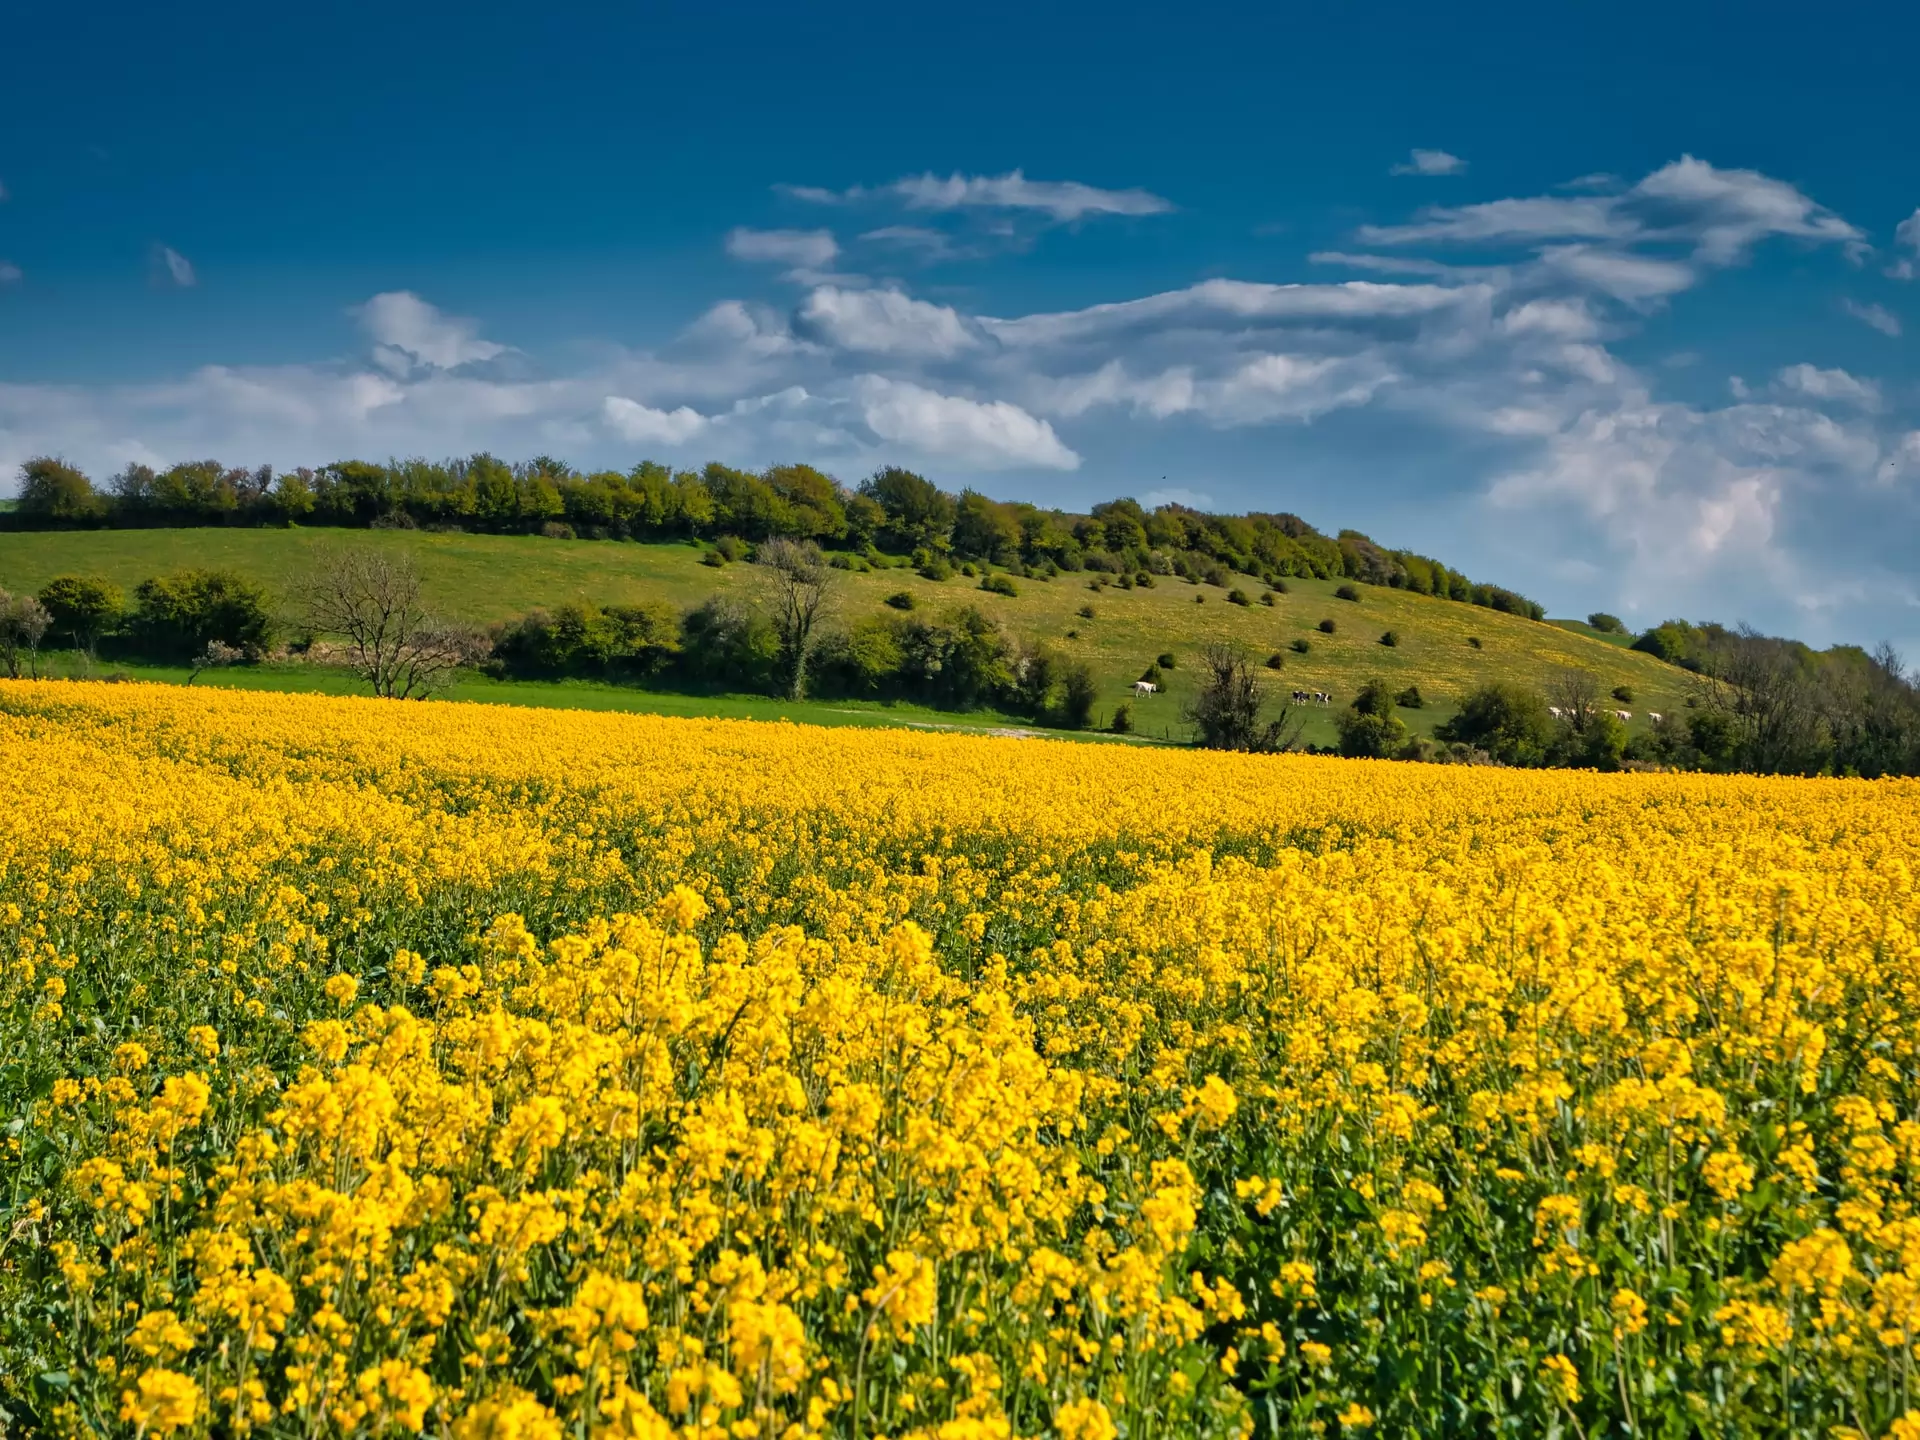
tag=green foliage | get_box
[37,574,124,650]
[1587,611,1626,634]
[1157,652,1177,670]
[1334,583,1361,602]
[1438,682,1556,766]
[131,569,273,659]
[1077,603,1096,619]
[1060,662,1099,730]
[884,590,915,611]
[1290,639,1312,654]
[1335,707,1407,758]
[979,574,1019,598]
[16,457,105,521]
[1109,701,1133,734]
[1258,592,1275,607]
[1265,653,1285,670]
[1611,685,1634,703]
[1395,685,1424,709]
[1379,630,1399,647]
[494,601,680,679]
[1227,588,1251,606]
[1317,618,1336,634]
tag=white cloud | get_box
[1891,209,1920,279]
[601,396,711,444]
[797,286,977,358]
[1842,299,1903,337]
[0,261,20,285]
[1535,246,1696,303]
[1358,156,1860,266]
[724,227,839,270]
[854,376,1079,470]
[1500,298,1601,340]
[859,225,957,259]
[354,291,507,371]
[1390,149,1467,176]
[156,245,197,287]
[789,170,1172,222]
[1141,486,1215,510]
[1774,363,1881,409]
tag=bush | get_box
[1259,592,1276,607]
[38,574,125,652]
[1317,618,1337,634]
[1290,638,1312,654]
[1109,702,1133,734]
[1588,611,1626,634]
[884,591,916,610]
[1337,683,1407,757]
[1135,572,1154,589]
[1227,588,1251,607]
[1194,594,1205,605]
[1060,663,1099,730]
[1335,583,1361,602]
[1612,685,1634,703]
[131,569,273,660]
[1265,653,1285,670]
[1077,603,1095,619]
[1379,630,1399,647]
[980,574,1019,598]
[1157,652,1177,670]
[1437,682,1556,766]
[1203,565,1229,587]
[1395,685,1424,709]
[714,535,750,562]
[1468,636,1483,649]
[701,549,725,568]
[1270,580,1290,595]
[541,521,577,540]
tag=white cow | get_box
[1648,712,1663,724]
[1133,680,1159,697]
[1615,710,1633,722]
[1548,706,1565,719]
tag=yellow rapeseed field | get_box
[5,681,1919,1439]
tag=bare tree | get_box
[756,538,835,699]
[1547,667,1603,731]
[187,640,245,685]
[1185,642,1305,752]
[1695,623,1825,774]
[298,549,480,699]
[0,591,50,679]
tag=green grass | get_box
[1,527,1696,743]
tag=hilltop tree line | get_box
[10,454,1546,618]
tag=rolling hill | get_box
[0,526,1692,744]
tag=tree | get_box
[15,457,104,522]
[38,575,125,656]
[132,570,273,659]
[1695,624,1825,774]
[1438,682,1555,766]
[1336,678,1408,757]
[756,538,836,700]
[860,467,954,548]
[0,591,50,677]
[1185,643,1303,752]
[297,549,475,698]
[1587,612,1626,634]
[1060,662,1099,730]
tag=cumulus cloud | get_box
[155,245,197,287]
[1891,208,1920,279]
[854,377,1079,470]
[1774,363,1881,409]
[1390,149,1467,176]
[725,227,839,270]
[796,286,977,358]
[601,396,710,444]
[787,170,1172,222]
[355,291,507,373]
[1842,299,1903,337]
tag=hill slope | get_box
[0,527,1691,743]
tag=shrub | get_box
[541,521,577,540]
[1060,663,1099,730]
[1588,611,1627,634]
[38,574,125,652]
[884,591,916,611]
[1270,579,1290,595]
[1157,652,1177,670]
[1612,685,1635,703]
[1077,603,1095,619]
[1336,686,1407,757]
[918,556,953,582]
[1135,572,1155,588]
[980,574,1019,598]
[700,549,725,568]
[1438,682,1556,766]
[1203,565,1229,587]
[1259,592,1276,607]
[131,569,273,660]
[1335,583,1361,602]
[1468,636,1483,649]
[1194,594,1205,605]
[714,535,750,562]
[1318,618,1337,634]
[1109,702,1133,734]
[1290,638,1312,654]
[1395,685,1424,709]
[1139,664,1163,686]
[1379,630,1399,647]
[1265,653,1286,670]
[1227,588,1251,607]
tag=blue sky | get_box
[3,0,1918,648]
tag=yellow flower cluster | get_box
[5,680,1920,1437]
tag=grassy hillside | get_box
[0,527,1692,743]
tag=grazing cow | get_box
[1132,680,1159,697]
[1615,710,1632,722]
[1548,706,1565,719]
[1648,711,1663,724]
[1292,690,1308,703]
[1317,691,1332,706]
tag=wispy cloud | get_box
[783,170,1172,222]
[1842,298,1903,337]
[1774,363,1881,409]
[0,261,20,285]
[154,245,197,287]
[724,227,839,270]
[1390,148,1467,177]
[1890,207,1920,280]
